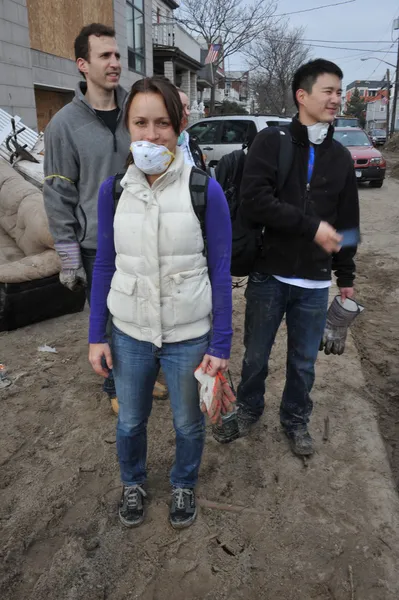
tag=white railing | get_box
[152,22,201,63]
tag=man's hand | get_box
[60,267,87,291]
[55,241,86,292]
[314,221,342,254]
[89,343,113,377]
[339,287,355,302]
[201,354,229,377]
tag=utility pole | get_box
[390,18,399,137]
[386,69,390,137]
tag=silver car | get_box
[187,115,291,166]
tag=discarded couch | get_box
[0,160,85,331]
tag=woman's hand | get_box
[200,354,229,377]
[89,343,113,377]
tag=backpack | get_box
[216,127,294,277]
[112,166,209,253]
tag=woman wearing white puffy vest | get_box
[88,77,233,529]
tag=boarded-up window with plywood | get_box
[26,0,114,60]
[35,88,74,132]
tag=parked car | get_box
[368,128,387,146]
[186,115,291,166]
[334,116,360,128]
[333,127,386,188]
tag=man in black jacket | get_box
[237,59,359,456]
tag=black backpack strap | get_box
[277,127,294,194]
[112,171,126,213]
[189,166,209,255]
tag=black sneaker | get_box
[170,488,197,529]
[119,485,147,527]
[212,413,240,444]
[237,407,259,437]
[284,429,314,456]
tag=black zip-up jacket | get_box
[189,135,206,170]
[239,117,359,288]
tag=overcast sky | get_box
[227,0,399,89]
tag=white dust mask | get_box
[130,141,175,175]
[307,122,330,145]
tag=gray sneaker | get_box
[284,429,314,456]
[119,485,147,527]
[170,488,197,529]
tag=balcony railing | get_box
[202,88,241,103]
[152,22,202,63]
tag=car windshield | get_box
[372,129,386,135]
[334,130,371,147]
[335,118,358,127]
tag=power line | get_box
[302,39,394,44]
[366,43,397,80]
[272,0,356,17]
[302,43,396,53]
[165,1,358,24]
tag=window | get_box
[220,120,252,145]
[126,0,145,74]
[187,121,220,144]
[333,130,371,147]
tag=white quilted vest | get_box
[107,148,212,347]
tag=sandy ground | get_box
[1,173,399,600]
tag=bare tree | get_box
[177,0,277,113]
[246,23,311,116]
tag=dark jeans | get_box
[112,325,208,487]
[81,248,116,397]
[237,274,329,431]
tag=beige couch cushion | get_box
[0,227,24,265]
[0,160,60,283]
[0,250,61,283]
[0,160,53,255]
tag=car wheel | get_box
[369,180,383,188]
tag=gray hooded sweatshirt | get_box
[44,82,130,249]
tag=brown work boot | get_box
[153,381,168,400]
[110,397,119,415]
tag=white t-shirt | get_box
[273,275,331,289]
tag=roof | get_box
[225,71,249,80]
[346,80,384,90]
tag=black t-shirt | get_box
[95,107,120,135]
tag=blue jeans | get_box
[81,248,116,397]
[237,274,329,431]
[111,325,209,488]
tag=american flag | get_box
[205,44,221,64]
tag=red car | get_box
[333,127,386,188]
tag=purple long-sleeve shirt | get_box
[89,176,233,359]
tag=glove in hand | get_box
[59,267,87,292]
[194,368,236,425]
[320,296,364,356]
[55,242,87,292]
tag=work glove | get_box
[194,368,236,425]
[55,242,87,292]
[320,295,364,356]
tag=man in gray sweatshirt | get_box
[44,23,168,411]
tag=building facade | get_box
[151,0,205,108]
[345,79,386,105]
[0,0,154,131]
